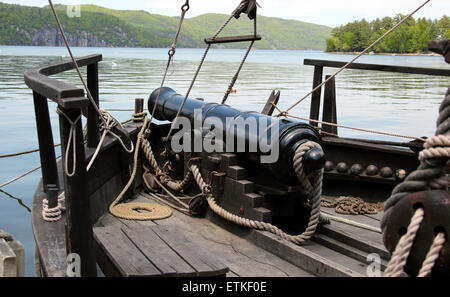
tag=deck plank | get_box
[320,207,381,228]
[135,194,314,277]
[121,225,186,276]
[95,214,228,276]
[318,222,390,260]
[93,226,162,277]
[150,225,229,276]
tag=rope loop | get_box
[168,47,176,57]
[181,0,190,12]
[56,108,82,177]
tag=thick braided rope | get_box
[418,232,447,277]
[381,88,449,277]
[419,135,450,161]
[140,138,193,192]
[190,141,324,245]
[109,118,147,215]
[132,112,148,122]
[384,208,425,277]
[162,172,193,192]
[382,88,450,230]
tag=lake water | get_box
[0,45,449,276]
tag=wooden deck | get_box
[95,194,315,277]
[94,193,390,277]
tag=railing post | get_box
[87,62,100,148]
[58,107,97,277]
[322,75,338,136]
[135,98,144,114]
[309,66,323,127]
[32,91,59,209]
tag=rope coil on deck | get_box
[321,196,384,215]
[109,116,172,221]
[189,141,325,245]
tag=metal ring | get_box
[168,48,176,56]
[182,4,190,12]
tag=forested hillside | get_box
[0,2,332,50]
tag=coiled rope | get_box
[108,116,172,221]
[42,193,65,222]
[189,141,324,245]
[382,87,449,277]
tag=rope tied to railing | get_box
[56,108,81,177]
[42,197,62,222]
[42,192,65,222]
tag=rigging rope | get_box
[281,112,425,141]
[47,0,106,127]
[270,102,425,141]
[149,1,190,127]
[47,0,134,179]
[222,40,255,104]
[0,144,61,159]
[165,0,250,139]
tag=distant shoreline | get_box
[328,51,440,57]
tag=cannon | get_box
[148,87,325,182]
[146,87,326,225]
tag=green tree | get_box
[326,14,446,54]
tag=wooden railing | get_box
[304,59,450,135]
[24,54,102,276]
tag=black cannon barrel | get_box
[148,87,324,183]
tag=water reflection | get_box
[0,46,449,276]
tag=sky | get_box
[2,0,448,27]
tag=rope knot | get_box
[42,198,63,222]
